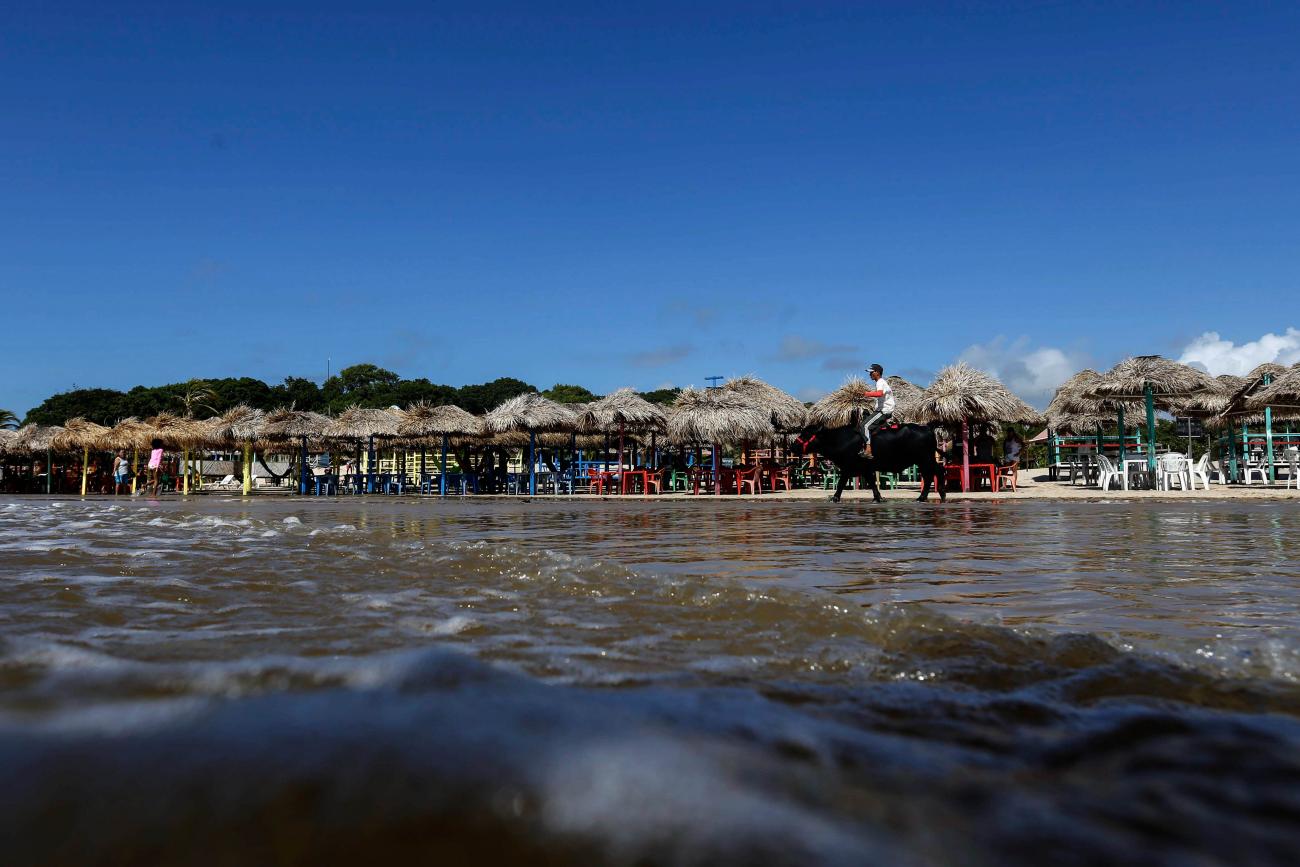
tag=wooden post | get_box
[242,444,251,495]
[713,443,720,495]
[961,419,970,493]
[181,447,189,496]
[529,431,537,496]
[131,448,138,495]
[80,446,88,496]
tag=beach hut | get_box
[1241,365,1300,480]
[144,413,210,495]
[809,375,922,428]
[263,408,331,494]
[102,417,154,494]
[52,418,110,496]
[212,405,266,495]
[484,393,577,496]
[13,425,62,493]
[577,389,667,475]
[1044,369,1146,470]
[1090,356,1218,472]
[397,402,483,496]
[913,363,1039,492]
[0,428,16,454]
[667,387,773,494]
[324,406,401,494]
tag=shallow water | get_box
[2,496,1299,865]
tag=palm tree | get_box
[173,380,218,495]
[175,380,219,418]
[0,409,18,430]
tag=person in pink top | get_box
[146,439,164,496]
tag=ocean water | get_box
[1,496,1298,866]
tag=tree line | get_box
[15,364,682,427]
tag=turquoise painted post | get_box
[529,431,537,496]
[1227,429,1239,481]
[1264,372,1276,482]
[1145,384,1157,472]
[439,434,448,497]
[1118,406,1126,466]
[1242,423,1250,481]
[419,447,426,492]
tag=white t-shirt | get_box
[874,377,896,414]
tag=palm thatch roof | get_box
[51,418,111,452]
[102,417,155,451]
[484,393,578,434]
[398,402,484,439]
[808,375,921,427]
[666,386,774,446]
[1044,369,1144,431]
[13,424,63,454]
[1168,374,1241,419]
[912,363,1040,425]
[145,412,209,449]
[1221,362,1294,419]
[264,408,333,441]
[213,405,266,444]
[1245,365,1300,411]
[1089,355,1218,402]
[576,388,667,433]
[720,376,807,432]
[0,428,18,454]
[322,406,400,441]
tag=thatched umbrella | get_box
[13,424,62,493]
[1090,356,1218,471]
[260,408,331,494]
[809,375,922,428]
[398,402,483,496]
[578,389,668,474]
[667,387,774,494]
[721,376,807,433]
[484,393,577,496]
[1237,365,1300,480]
[913,363,1040,492]
[101,417,154,494]
[0,428,16,455]
[52,418,110,496]
[324,406,402,494]
[1043,369,1141,466]
[144,412,211,495]
[213,405,266,495]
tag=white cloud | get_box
[1177,329,1300,376]
[957,337,1086,407]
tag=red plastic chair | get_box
[589,468,614,495]
[735,466,760,495]
[644,469,666,494]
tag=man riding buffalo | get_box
[791,363,945,503]
[861,363,894,459]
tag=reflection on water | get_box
[1,497,1298,866]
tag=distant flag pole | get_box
[705,376,723,389]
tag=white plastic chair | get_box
[1095,454,1122,492]
[1241,457,1267,485]
[1285,448,1300,490]
[1157,454,1190,491]
[1187,454,1210,490]
[1208,459,1230,485]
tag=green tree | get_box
[269,376,324,411]
[24,388,128,426]
[0,409,18,429]
[639,387,681,405]
[543,383,599,404]
[456,377,536,414]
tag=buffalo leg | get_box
[831,470,850,503]
[919,464,931,501]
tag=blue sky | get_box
[3,1,1298,415]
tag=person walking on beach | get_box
[861,363,895,459]
[112,450,129,495]
[145,439,164,496]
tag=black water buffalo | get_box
[792,419,945,503]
